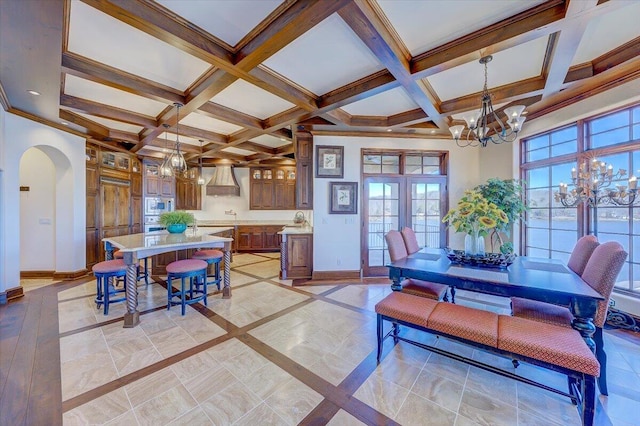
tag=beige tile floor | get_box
[51,253,640,425]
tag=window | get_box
[521,103,640,296]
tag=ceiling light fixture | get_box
[159,123,173,178]
[167,102,188,175]
[197,140,205,186]
[449,55,526,148]
[61,121,69,126]
[27,90,40,96]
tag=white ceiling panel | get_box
[262,14,384,96]
[159,132,207,147]
[64,75,168,116]
[376,0,546,56]
[426,36,548,102]
[222,147,255,156]
[75,112,144,134]
[341,87,418,116]
[180,112,243,135]
[155,0,283,47]
[572,1,640,65]
[249,134,290,148]
[68,2,210,91]
[210,80,295,119]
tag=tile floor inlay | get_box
[32,253,636,425]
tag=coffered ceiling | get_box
[1,0,639,166]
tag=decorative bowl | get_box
[167,223,187,234]
[445,248,516,269]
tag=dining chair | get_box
[567,234,600,276]
[385,230,448,301]
[401,227,421,255]
[511,241,628,395]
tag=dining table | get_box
[103,227,234,328]
[387,248,604,350]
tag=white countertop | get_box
[197,220,301,226]
[103,227,234,251]
[278,226,313,235]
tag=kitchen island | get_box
[103,227,233,327]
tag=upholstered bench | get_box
[375,292,598,426]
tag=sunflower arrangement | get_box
[442,190,508,237]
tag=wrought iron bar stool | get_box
[191,249,223,291]
[166,259,208,315]
[93,259,127,315]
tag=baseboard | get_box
[53,269,90,280]
[0,286,25,304]
[20,270,55,279]
[312,270,361,280]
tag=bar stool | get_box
[192,249,223,291]
[93,259,127,315]
[166,259,208,315]
[114,250,149,285]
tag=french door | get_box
[362,176,447,276]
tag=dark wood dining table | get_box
[387,248,604,350]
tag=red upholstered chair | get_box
[385,230,448,301]
[511,241,627,395]
[567,235,600,276]
[401,227,421,255]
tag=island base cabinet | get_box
[283,234,313,280]
[236,225,284,252]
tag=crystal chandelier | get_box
[159,123,173,178]
[449,55,526,148]
[555,158,638,207]
[197,140,205,185]
[167,102,187,175]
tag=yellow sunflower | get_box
[478,216,497,228]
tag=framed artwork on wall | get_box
[316,145,344,178]
[329,181,357,214]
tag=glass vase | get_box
[464,226,485,256]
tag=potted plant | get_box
[442,189,508,256]
[159,211,194,234]
[474,178,527,254]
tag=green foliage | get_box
[159,211,194,226]
[442,189,508,237]
[474,178,527,236]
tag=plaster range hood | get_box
[206,164,240,196]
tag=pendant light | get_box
[197,140,205,185]
[159,123,173,178]
[167,102,188,175]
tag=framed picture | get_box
[316,145,344,178]
[329,181,358,214]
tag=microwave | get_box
[144,197,174,215]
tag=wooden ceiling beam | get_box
[59,109,109,138]
[387,108,429,127]
[591,36,640,75]
[175,124,228,145]
[540,1,596,99]
[198,102,263,130]
[60,94,157,128]
[340,1,447,129]
[108,129,141,144]
[235,142,277,155]
[411,1,567,79]
[275,144,295,155]
[61,52,184,104]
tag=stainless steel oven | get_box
[144,216,165,233]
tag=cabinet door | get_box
[86,193,99,229]
[86,228,99,268]
[250,228,265,249]
[131,173,142,197]
[175,178,187,210]
[287,234,313,278]
[101,184,118,228]
[264,226,281,249]
[131,196,142,226]
[295,132,312,161]
[296,160,313,209]
[161,178,174,197]
[116,186,131,227]
[146,176,159,196]
[86,165,99,193]
[274,181,286,209]
[261,181,274,209]
[236,227,252,250]
[250,180,263,209]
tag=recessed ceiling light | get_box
[27,90,40,96]
[61,121,69,126]
[386,129,392,132]
[280,138,286,141]
[430,130,436,134]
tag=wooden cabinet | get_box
[144,162,175,198]
[176,176,201,210]
[86,145,100,268]
[295,131,313,209]
[282,233,313,279]
[250,167,295,210]
[236,225,284,252]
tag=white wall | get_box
[0,110,86,293]
[191,167,311,223]
[20,148,56,270]
[311,136,483,273]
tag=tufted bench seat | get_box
[375,291,598,426]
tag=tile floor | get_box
[47,253,640,425]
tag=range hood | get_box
[206,165,240,196]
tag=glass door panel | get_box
[409,179,446,249]
[363,178,402,276]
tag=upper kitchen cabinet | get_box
[250,167,295,210]
[144,161,174,198]
[176,170,202,210]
